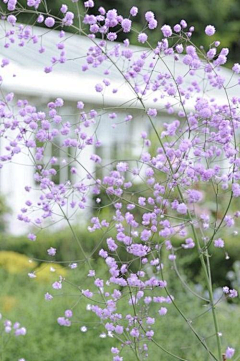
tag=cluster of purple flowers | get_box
[0,315,27,336]
[1,1,240,360]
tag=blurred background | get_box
[0,1,240,360]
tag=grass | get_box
[0,256,240,361]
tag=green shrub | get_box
[172,236,240,288]
[35,262,67,283]
[0,227,239,287]
[0,227,105,263]
[0,251,37,274]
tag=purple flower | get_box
[173,24,181,32]
[84,0,94,8]
[206,49,216,61]
[4,320,11,327]
[99,249,108,258]
[7,15,17,25]
[130,6,138,16]
[69,263,78,269]
[58,317,71,327]
[146,317,155,324]
[95,83,103,92]
[180,19,187,28]
[47,247,56,256]
[65,310,73,318]
[60,4,68,13]
[182,238,195,249]
[205,25,215,36]
[94,278,104,288]
[199,107,212,118]
[138,197,146,206]
[15,327,27,336]
[145,11,154,21]
[88,270,95,277]
[146,330,154,338]
[214,238,224,248]
[138,33,148,44]
[232,183,240,197]
[130,328,139,337]
[28,272,36,279]
[223,286,229,294]
[45,17,55,28]
[225,216,234,227]
[148,19,158,29]
[187,189,203,203]
[52,281,62,290]
[225,347,235,359]
[121,19,132,33]
[161,25,172,37]
[229,289,238,298]
[82,289,93,297]
[45,292,53,301]
[176,203,188,215]
[147,108,157,117]
[115,325,123,334]
[141,229,152,241]
[232,63,240,74]
[28,233,36,241]
[113,357,123,361]
[107,32,117,41]
[37,14,44,23]
[13,322,20,330]
[105,322,115,331]
[107,238,118,251]
[176,44,183,53]
[5,326,11,333]
[111,347,119,354]
[116,162,128,172]
[214,54,227,66]
[77,101,84,109]
[159,307,167,316]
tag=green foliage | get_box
[0,267,117,361]
[1,226,240,289]
[172,236,240,289]
[1,264,240,360]
[35,262,68,283]
[0,251,36,274]
[0,227,104,263]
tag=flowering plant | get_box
[0,1,240,360]
[0,312,26,361]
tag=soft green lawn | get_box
[0,260,240,361]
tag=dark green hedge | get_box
[0,228,239,287]
[0,227,106,264]
[172,237,240,288]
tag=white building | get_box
[0,22,237,234]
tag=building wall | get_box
[0,90,172,235]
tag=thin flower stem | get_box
[159,255,218,361]
[191,224,222,361]
[172,259,209,302]
[205,248,222,360]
